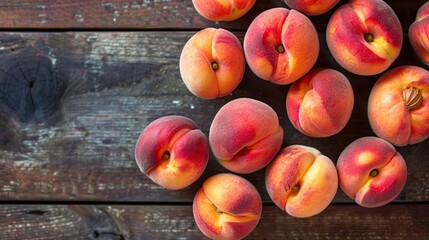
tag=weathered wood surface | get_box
[0,204,428,239]
[0,31,428,203]
[0,0,426,30]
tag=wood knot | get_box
[0,54,66,123]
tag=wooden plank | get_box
[0,31,428,202]
[0,0,426,30]
[0,204,428,239]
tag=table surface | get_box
[0,0,428,239]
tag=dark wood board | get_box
[0,204,428,239]
[0,31,428,203]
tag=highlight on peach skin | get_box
[265,145,338,218]
[326,0,403,75]
[192,0,256,21]
[286,68,354,138]
[134,115,209,190]
[180,28,245,99]
[284,0,340,16]
[409,1,429,65]
[193,173,262,240]
[368,65,429,146]
[337,136,407,208]
[209,98,284,174]
[243,7,319,85]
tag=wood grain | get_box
[0,32,428,203]
[0,0,426,30]
[0,204,428,239]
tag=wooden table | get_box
[0,0,428,239]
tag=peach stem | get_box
[276,44,285,53]
[370,169,378,177]
[364,33,374,43]
[212,62,219,70]
[402,87,423,110]
[162,151,170,161]
[292,184,300,192]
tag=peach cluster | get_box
[193,173,262,240]
[209,98,284,174]
[337,137,407,208]
[192,0,256,21]
[368,65,429,146]
[265,145,338,217]
[286,68,354,137]
[180,28,245,99]
[134,116,209,190]
[243,7,319,85]
[327,0,403,75]
[284,0,340,16]
[409,1,429,65]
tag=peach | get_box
[180,28,245,99]
[286,68,354,137]
[265,145,338,218]
[409,2,429,65]
[192,0,256,21]
[243,7,319,85]
[337,137,407,208]
[326,0,403,76]
[284,0,340,16]
[193,173,262,240]
[368,65,429,146]
[134,115,209,190]
[209,98,283,174]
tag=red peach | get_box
[265,145,338,217]
[192,0,256,21]
[337,137,407,208]
[286,68,354,137]
[243,7,319,85]
[409,1,429,65]
[326,0,403,75]
[180,28,245,99]
[209,98,284,174]
[193,173,262,240]
[134,116,209,190]
[368,65,429,146]
[284,0,340,16]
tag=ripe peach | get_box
[209,98,283,174]
[326,0,403,75]
[284,0,340,16]
[192,0,256,21]
[409,1,429,65]
[368,65,429,146]
[265,145,338,218]
[243,7,319,85]
[337,137,407,208]
[193,173,262,240]
[286,68,354,137]
[180,28,245,99]
[134,115,209,190]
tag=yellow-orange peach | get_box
[192,0,256,21]
[134,116,209,190]
[284,0,340,16]
[180,28,245,99]
[286,68,354,137]
[368,65,429,146]
[409,2,429,65]
[243,7,319,85]
[326,0,403,75]
[193,173,262,240]
[209,98,283,174]
[265,145,338,218]
[337,137,407,208]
